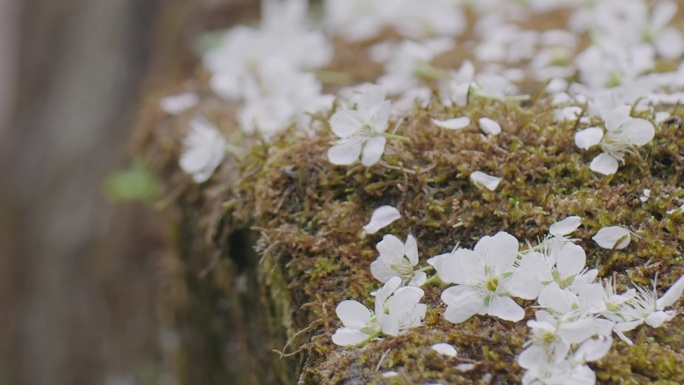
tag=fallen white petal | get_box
[549,216,582,236]
[455,363,475,372]
[431,343,457,357]
[470,171,502,191]
[363,206,401,235]
[592,226,631,249]
[382,371,398,378]
[160,93,199,115]
[478,118,501,135]
[432,117,470,130]
[655,111,671,124]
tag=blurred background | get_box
[0,0,256,384]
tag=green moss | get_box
[206,92,684,384]
[141,80,684,383]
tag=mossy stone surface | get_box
[180,94,684,384]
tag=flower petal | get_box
[589,153,619,175]
[575,336,613,362]
[656,28,684,59]
[336,300,371,329]
[404,235,419,266]
[389,287,424,316]
[556,243,586,277]
[408,271,427,287]
[470,171,502,191]
[329,109,363,138]
[370,100,392,133]
[620,118,655,146]
[549,216,582,236]
[645,310,675,328]
[558,318,599,344]
[657,274,684,309]
[487,295,525,322]
[518,345,546,370]
[442,286,484,324]
[574,127,604,150]
[507,253,548,300]
[328,138,362,165]
[592,226,630,249]
[538,283,576,314]
[332,327,372,346]
[432,343,458,357]
[370,260,397,283]
[377,234,406,263]
[363,206,401,234]
[478,117,502,135]
[474,232,519,275]
[361,135,387,166]
[652,0,678,30]
[432,117,470,130]
[603,105,632,131]
[433,249,483,285]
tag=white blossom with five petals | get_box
[370,235,427,287]
[327,85,392,166]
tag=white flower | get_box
[514,236,596,298]
[205,0,331,80]
[160,93,199,115]
[640,189,651,203]
[374,277,427,336]
[390,0,466,40]
[555,106,586,123]
[442,61,475,107]
[332,300,381,346]
[575,105,655,175]
[371,235,427,287]
[478,118,502,135]
[431,232,538,323]
[470,171,502,191]
[327,85,392,166]
[322,0,393,42]
[378,38,454,95]
[609,275,684,343]
[431,117,470,130]
[646,1,684,59]
[179,117,227,183]
[363,205,401,235]
[592,226,631,249]
[332,276,427,346]
[431,343,457,357]
[238,60,332,137]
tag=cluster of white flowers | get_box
[163,1,684,382]
[170,0,684,183]
[336,214,684,383]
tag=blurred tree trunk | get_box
[0,0,169,384]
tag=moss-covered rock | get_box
[137,85,684,383]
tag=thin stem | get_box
[417,265,435,273]
[472,89,530,102]
[414,62,450,80]
[424,274,443,286]
[381,132,412,144]
[226,143,246,157]
[315,69,353,85]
